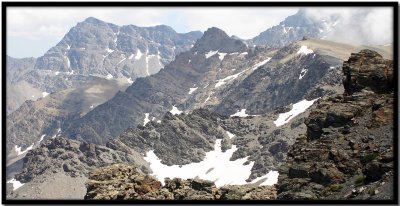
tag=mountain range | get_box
[5,9,394,201]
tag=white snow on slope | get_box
[188,87,198,94]
[205,50,219,58]
[218,53,227,61]
[90,105,94,109]
[143,113,150,126]
[274,98,319,127]
[230,109,249,117]
[297,46,313,55]
[250,171,279,186]
[135,49,143,60]
[65,56,71,68]
[204,95,211,103]
[226,131,235,139]
[14,144,34,156]
[128,54,134,60]
[42,92,50,98]
[117,57,126,65]
[215,58,271,88]
[106,74,113,79]
[239,52,248,57]
[170,106,183,115]
[66,44,71,50]
[106,48,114,53]
[156,120,162,124]
[251,58,271,71]
[7,178,24,191]
[39,134,46,143]
[127,77,133,84]
[299,68,308,79]
[144,139,277,187]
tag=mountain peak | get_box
[192,27,247,53]
[82,17,105,24]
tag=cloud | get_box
[6,7,298,40]
[304,7,393,45]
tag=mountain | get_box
[6,17,202,115]
[6,20,394,200]
[6,56,37,115]
[277,50,394,200]
[6,17,202,164]
[250,9,340,48]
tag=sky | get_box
[6,6,394,58]
[6,7,298,58]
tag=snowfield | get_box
[170,106,183,115]
[297,45,314,55]
[144,139,278,187]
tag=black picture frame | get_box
[2,1,398,205]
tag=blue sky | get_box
[6,7,299,58]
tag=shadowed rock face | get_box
[277,49,394,200]
[84,164,276,200]
[342,49,393,95]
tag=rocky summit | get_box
[85,164,276,200]
[277,49,394,200]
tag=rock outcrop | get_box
[85,164,276,200]
[277,49,394,200]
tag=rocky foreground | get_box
[277,49,394,200]
[85,164,276,200]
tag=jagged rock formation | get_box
[277,50,394,200]
[85,164,276,200]
[14,137,150,183]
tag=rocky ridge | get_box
[85,164,276,200]
[277,49,394,200]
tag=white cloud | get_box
[304,7,393,45]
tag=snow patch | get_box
[42,92,49,98]
[274,98,319,127]
[127,77,133,84]
[299,68,308,79]
[250,171,279,186]
[117,58,126,65]
[143,113,150,126]
[297,46,313,55]
[188,87,198,95]
[226,131,235,139]
[90,105,94,109]
[218,53,227,61]
[251,58,271,71]
[39,134,46,143]
[7,178,24,191]
[106,74,113,79]
[204,95,211,103]
[55,71,60,75]
[170,106,183,115]
[230,109,249,117]
[144,139,277,187]
[215,58,271,88]
[205,50,218,59]
[135,49,143,60]
[106,48,114,53]
[14,144,34,156]
[128,54,134,60]
[156,120,162,124]
[239,52,248,57]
